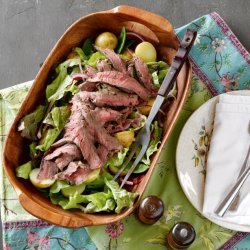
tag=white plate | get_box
[176,90,250,232]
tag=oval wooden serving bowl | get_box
[3,5,192,228]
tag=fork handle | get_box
[158,29,197,97]
[215,165,250,217]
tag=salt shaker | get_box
[137,196,164,224]
[167,222,196,249]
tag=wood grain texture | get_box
[3,5,192,228]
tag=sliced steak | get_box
[56,161,92,184]
[79,81,97,92]
[65,95,102,169]
[106,117,142,134]
[85,65,96,76]
[133,54,157,93]
[88,71,149,100]
[55,153,79,170]
[91,107,122,125]
[38,160,57,180]
[78,91,139,107]
[96,144,109,164]
[127,61,134,78]
[81,104,122,151]
[65,123,102,169]
[97,59,112,72]
[44,144,81,161]
[95,46,127,74]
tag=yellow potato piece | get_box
[135,42,157,62]
[29,168,55,188]
[115,131,135,147]
[95,32,118,50]
[138,98,155,115]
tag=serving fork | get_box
[114,29,197,188]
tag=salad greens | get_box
[36,106,70,151]
[16,27,169,214]
[116,26,127,54]
[18,105,47,140]
[16,161,32,179]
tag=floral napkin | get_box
[1,12,250,250]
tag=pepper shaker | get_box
[137,196,164,224]
[167,222,196,249]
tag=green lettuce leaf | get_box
[36,106,70,151]
[82,38,94,57]
[58,191,113,210]
[29,142,38,158]
[36,128,60,151]
[58,193,84,210]
[141,121,162,165]
[73,47,88,61]
[16,161,32,179]
[128,111,147,131]
[50,180,70,193]
[50,193,68,205]
[51,106,70,129]
[84,198,116,213]
[105,147,129,168]
[87,52,106,67]
[46,58,79,102]
[148,61,169,88]
[158,69,168,84]
[147,61,169,73]
[18,105,47,140]
[85,172,113,192]
[152,71,160,88]
[104,179,139,213]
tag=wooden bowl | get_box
[3,5,192,228]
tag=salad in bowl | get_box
[3,6,191,227]
[15,27,169,214]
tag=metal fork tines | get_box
[113,120,153,189]
[113,93,165,188]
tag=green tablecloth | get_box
[1,12,250,250]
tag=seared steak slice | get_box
[38,160,57,180]
[106,117,142,134]
[97,59,112,72]
[127,61,134,78]
[95,46,127,74]
[55,153,79,170]
[65,95,102,169]
[91,107,122,125]
[44,143,82,171]
[56,161,91,184]
[65,122,102,169]
[88,71,149,100]
[78,91,139,107]
[133,54,157,93]
[81,104,122,151]
[44,144,81,161]
[79,81,97,92]
[85,65,96,76]
[96,144,109,164]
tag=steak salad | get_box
[16,27,171,213]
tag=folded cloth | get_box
[203,93,250,225]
